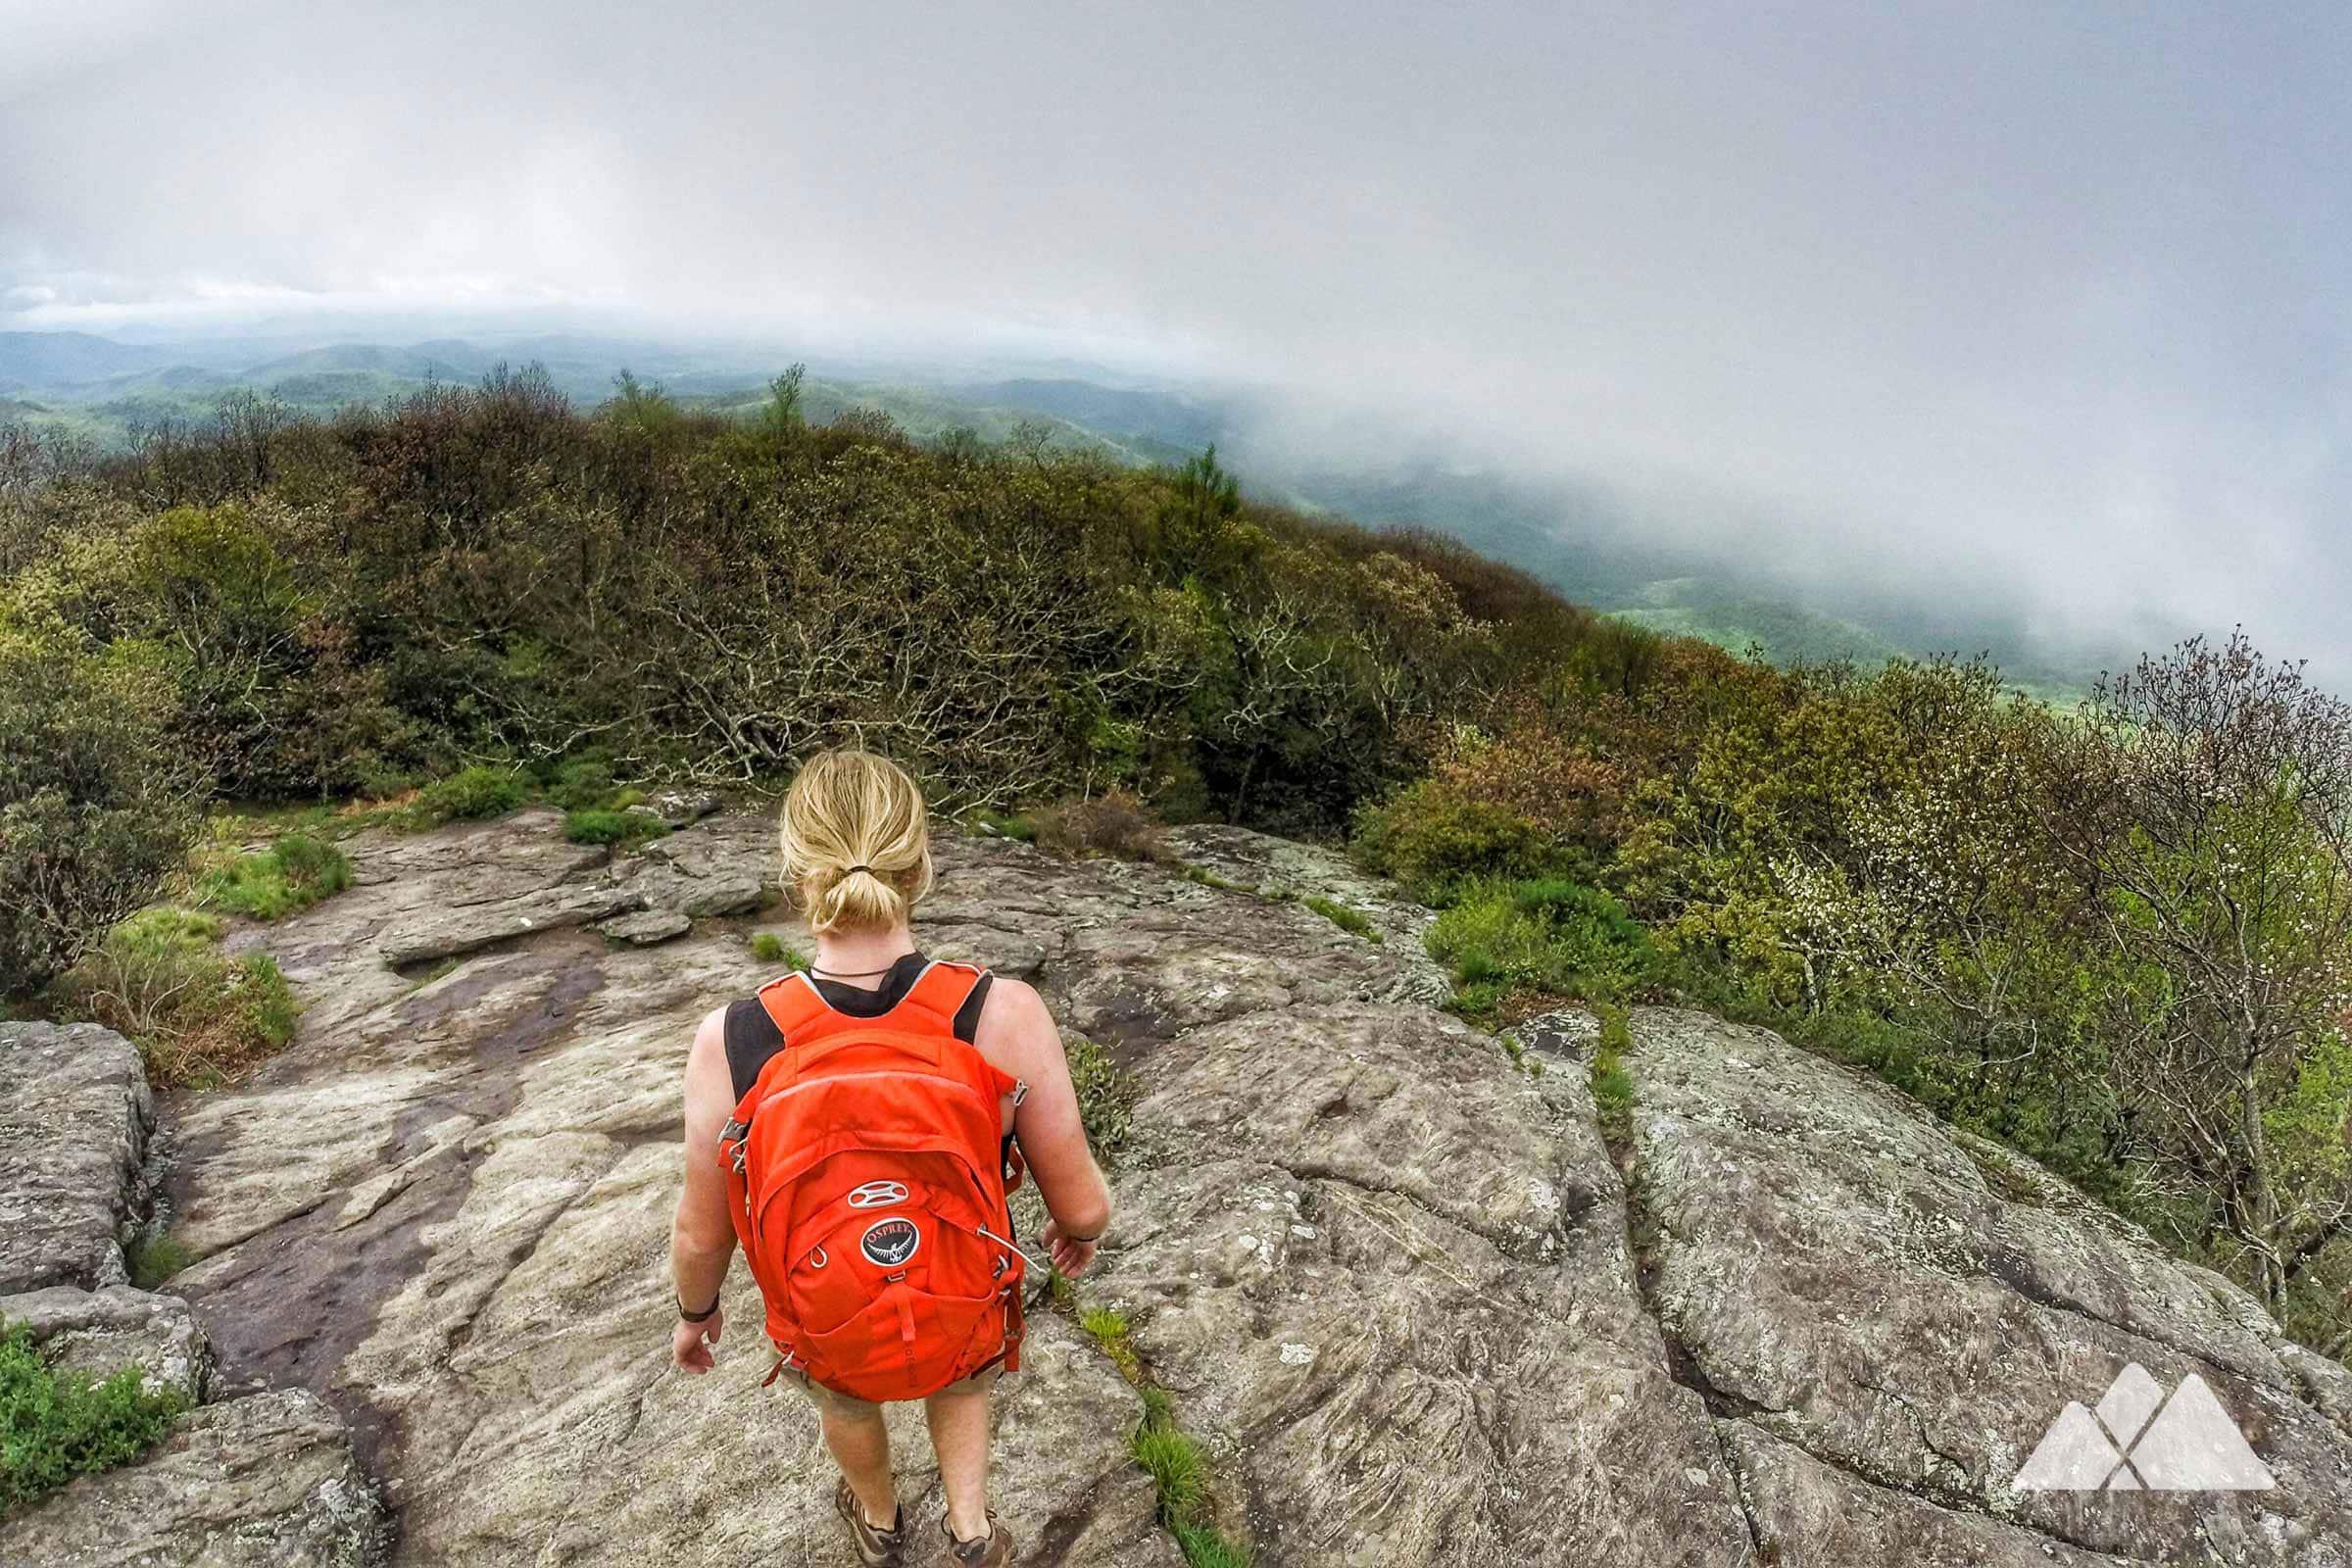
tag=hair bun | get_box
[777,749,934,935]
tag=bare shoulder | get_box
[973,975,1061,1075]
[683,1006,732,1112]
[690,1004,729,1066]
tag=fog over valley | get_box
[5,1,2348,685]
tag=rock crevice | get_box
[0,1022,391,1568]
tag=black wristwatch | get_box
[678,1294,721,1323]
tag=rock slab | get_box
[0,1389,389,1568]
[1624,1004,2352,1566]
[0,1022,152,1295]
[1,1283,210,1402]
[111,809,2352,1566]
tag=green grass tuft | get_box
[196,832,352,921]
[1179,862,1251,894]
[1081,1306,1142,1380]
[1131,1422,1208,1522]
[1172,1522,1255,1568]
[1137,1383,1175,1429]
[0,1322,188,1516]
[1299,895,1381,942]
[125,1234,191,1290]
[1065,1035,1140,1155]
[971,809,1038,843]
[748,932,806,967]
[1591,1003,1635,1139]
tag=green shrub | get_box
[196,832,351,920]
[0,631,201,1000]
[1065,1035,1140,1155]
[47,907,300,1087]
[564,808,668,848]
[415,765,526,824]
[1426,876,1656,1020]
[0,1321,187,1516]
[749,932,801,966]
[1350,780,1571,906]
[544,754,620,811]
[1035,789,1165,861]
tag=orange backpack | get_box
[720,961,1028,1401]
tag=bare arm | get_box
[669,1007,738,1370]
[977,978,1112,1274]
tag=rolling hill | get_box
[0,327,2112,693]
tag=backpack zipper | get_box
[754,1067,997,1121]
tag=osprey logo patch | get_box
[859,1217,920,1267]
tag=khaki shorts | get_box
[779,1353,1010,1415]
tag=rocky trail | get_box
[4,805,2350,1565]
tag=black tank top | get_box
[722,951,995,1101]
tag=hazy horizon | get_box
[6,2,2349,681]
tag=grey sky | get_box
[4,1,2348,674]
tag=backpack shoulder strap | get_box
[755,971,830,1043]
[897,960,989,1033]
[899,961,1022,1106]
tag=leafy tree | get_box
[759,364,806,441]
[0,629,201,998]
[2037,632,2352,1309]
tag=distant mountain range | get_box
[0,328,2129,696]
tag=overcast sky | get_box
[4,1,2348,675]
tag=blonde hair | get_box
[778,749,935,934]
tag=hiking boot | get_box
[939,1512,1014,1566]
[835,1479,906,1566]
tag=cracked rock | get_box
[0,1284,211,1402]
[0,1022,152,1295]
[374,882,646,966]
[1625,1004,2352,1564]
[110,807,2351,1568]
[599,908,692,946]
[629,787,725,827]
[0,1388,390,1567]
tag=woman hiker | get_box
[667,748,1113,1567]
